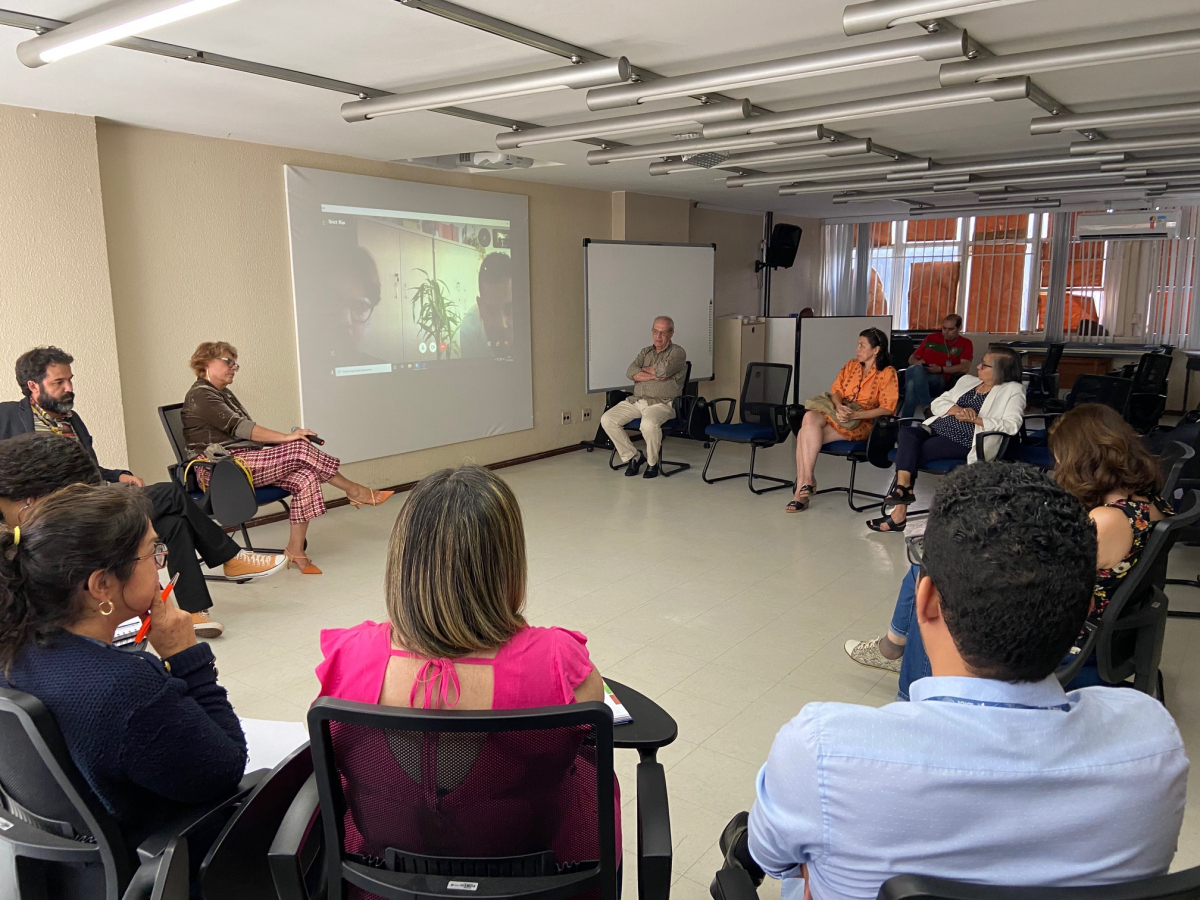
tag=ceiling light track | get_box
[842,0,1039,36]
[727,158,932,188]
[885,151,1126,180]
[1070,134,1200,156]
[584,29,968,111]
[494,100,750,150]
[908,199,1061,215]
[586,126,826,165]
[1032,101,1200,135]
[940,27,1200,86]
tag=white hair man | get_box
[600,316,687,479]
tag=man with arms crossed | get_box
[0,347,284,638]
[601,317,686,480]
[736,462,1187,900]
[899,314,973,418]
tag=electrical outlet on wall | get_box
[582,408,592,422]
[562,411,573,425]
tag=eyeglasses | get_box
[136,542,169,570]
[217,358,240,371]
[978,362,993,370]
[905,534,925,569]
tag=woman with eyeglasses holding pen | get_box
[181,341,394,575]
[0,483,247,845]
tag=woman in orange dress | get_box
[787,328,898,512]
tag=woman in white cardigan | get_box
[867,344,1026,533]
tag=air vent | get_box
[673,132,728,169]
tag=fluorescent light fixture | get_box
[342,57,629,122]
[943,171,1146,192]
[1071,134,1200,155]
[779,176,927,195]
[703,78,1030,139]
[649,137,874,175]
[941,28,1200,86]
[998,183,1164,200]
[584,30,966,111]
[886,151,1126,180]
[1031,101,1200,136]
[16,0,239,67]
[1124,173,1200,184]
[727,158,932,188]
[909,200,1061,215]
[831,188,959,202]
[586,125,824,165]
[494,100,750,150]
[1101,154,1200,172]
[844,0,1038,35]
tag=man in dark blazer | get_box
[1,346,285,637]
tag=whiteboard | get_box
[796,315,893,405]
[584,240,715,392]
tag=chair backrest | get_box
[308,697,619,900]
[157,404,189,467]
[1066,375,1133,416]
[878,866,1200,900]
[0,688,132,900]
[890,335,917,366]
[739,363,792,433]
[1159,441,1194,505]
[1042,342,1065,375]
[207,458,261,526]
[1133,352,1173,394]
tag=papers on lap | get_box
[240,717,309,772]
[603,681,633,724]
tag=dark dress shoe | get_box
[624,452,645,476]
[642,463,660,479]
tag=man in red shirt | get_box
[899,314,974,418]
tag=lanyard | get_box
[924,695,1071,712]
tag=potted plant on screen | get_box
[409,269,462,359]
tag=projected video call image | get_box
[319,209,515,376]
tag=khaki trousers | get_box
[601,398,676,465]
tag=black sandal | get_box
[885,486,916,506]
[866,515,907,533]
[785,485,815,513]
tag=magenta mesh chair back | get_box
[308,697,618,900]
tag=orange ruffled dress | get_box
[825,360,899,441]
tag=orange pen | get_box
[135,572,180,644]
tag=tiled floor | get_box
[204,441,1200,898]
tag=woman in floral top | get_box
[1049,404,1170,632]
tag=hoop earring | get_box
[98,600,115,617]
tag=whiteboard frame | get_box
[583,238,716,394]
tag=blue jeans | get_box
[893,563,1108,699]
[900,365,946,419]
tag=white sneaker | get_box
[223,550,286,580]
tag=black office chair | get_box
[1015,374,1136,469]
[158,403,292,554]
[1056,490,1200,702]
[272,697,669,900]
[1022,342,1064,407]
[0,687,253,900]
[1180,355,1200,415]
[811,415,900,511]
[605,361,693,476]
[709,812,1200,900]
[1122,352,1173,433]
[198,743,315,900]
[702,363,794,495]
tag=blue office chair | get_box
[702,363,793,495]
[605,362,694,477]
[810,415,899,511]
[158,403,292,554]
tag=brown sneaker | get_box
[192,611,225,639]
[844,638,901,673]
[222,550,286,580]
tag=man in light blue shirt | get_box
[747,462,1188,900]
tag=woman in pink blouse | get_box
[315,464,619,849]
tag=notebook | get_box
[603,681,633,724]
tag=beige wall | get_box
[95,123,612,486]
[611,191,691,243]
[769,214,822,317]
[0,105,128,467]
[688,206,762,318]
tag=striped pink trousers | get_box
[197,440,341,523]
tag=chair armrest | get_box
[710,867,761,900]
[1055,621,1098,687]
[637,759,672,900]
[0,811,102,863]
[974,430,1013,462]
[709,398,736,425]
[135,772,263,863]
[122,836,189,900]
[269,773,321,900]
[1040,398,1067,414]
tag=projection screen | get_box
[584,240,715,393]
[284,166,532,463]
